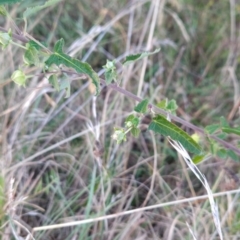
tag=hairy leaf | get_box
[23,0,61,18]
[148,115,202,154]
[45,39,100,95]
[123,48,160,65]
[134,99,149,113]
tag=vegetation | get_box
[0,0,239,239]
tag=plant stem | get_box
[2,25,240,156]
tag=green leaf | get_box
[123,48,160,65]
[0,6,7,15]
[28,40,42,50]
[112,128,126,144]
[59,78,70,98]
[134,99,149,113]
[216,148,227,159]
[23,42,40,66]
[0,0,22,4]
[0,29,12,49]
[166,99,178,114]
[131,127,140,138]
[45,39,100,95]
[220,116,229,127]
[205,124,220,134]
[148,115,202,154]
[222,127,240,136]
[192,155,205,164]
[227,150,238,161]
[156,99,167,109]
[49,74,59,91]
[11,69,26,87]
[125,115,139,128]
[23,0,61,18]
[103,60,117,85]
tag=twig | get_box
[1,26,240,156]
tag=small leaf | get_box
[125,115,139,128]
[123,48,160,65]
[0,29,12,49]
[131,127,140,138]
[134,99,149,113]
[103,60,117,85]
[59,78,70,98]
[11,69,26,87]
[23,0,61,18]
[156,99,167,109]
[0,6,7,15]
[148,115,202,154]
[166,99,178,113]
[28,40,42,50]
[23,42,39,66]
[227,150,238,161]
[112,128,126,144]
[216,148,227,159]
[0,0,22,4]
[192,155,205,164]
[45,39,100,95]
[205,124,220,134]
[220,116,229,127]
[222,127,240,136]
[49,74,59,91]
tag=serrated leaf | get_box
[131,127,140,138]
[134,99,149,113]
[23,0,61,18]
[59,78,70,98]
[0,0,22,4]
[220,116,229,127]
[103,60,117,85]
[205,124,220,134]
[148,115,201,154]
[49,74,59,91]
[192,155,205,164]
[227,150,238,161]
[123,48,160,65]
[222,127,240,136]
[125,115,139,128]
[45,39,100,95]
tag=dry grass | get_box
[0,0,240,239]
